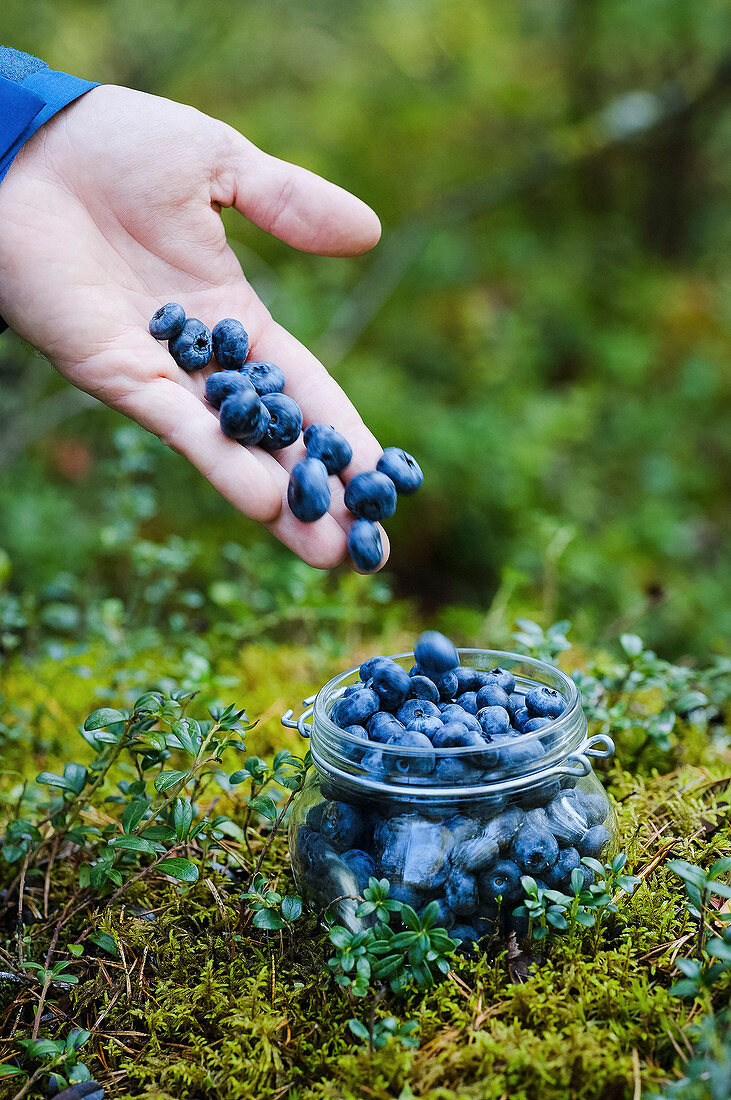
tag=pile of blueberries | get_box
[292,631,612,946]
[148,303,423,571]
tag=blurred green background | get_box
[0,0,729,659]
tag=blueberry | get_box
[340,724,368,762]
[544,794,588,847]
[444,814,482,845]
[578,824,611,858]
[506,692,525,718]
[409,663,426,678]
[477,859,524,905]
[371,661,412,710]
[450,924,480,952]
[386,882,427,908]
[360,656,393,681]
[431,723,486,750]
[320,800,366,851]
[481,667,516,693]
[410,716,443,739]
[347,520,383,573]
[452,828,500,872]
[375,816,447,888]
[498,735,547,771]
[344,471,398,522]
[303,423,353,475]
[149,302,185,340]
[219,389,270,443]
[510,825,559,875]
[523,717,553,733]
[576,790,610,827]
[376,447,423,494]
[259,393,303,451]
[445,866,478,916]
[344,681,368,696]
[513,707,532,731]
[340,848,376,892]
[454,667,482,694]
[439,705,481,731]
[525,686,565,720]
[367,711,405,743]
[205,369,254,410]
[288,458,331,523]
[383,730,435,778]
[169,318,213,371]
[544,847,581,889]
[331,688,380,728]
[397,699,441,727]
[490,809,525,850]
[475,683,510,710]
[242,360,286,396]
[211,318,250,369]
[410,675,440,704]
[296,827,338,875]
[433,670,459,700]
[476,705,511,738]
[306,801,327,830]
[433,756,484,784]
[456,691,479,715]
[414,631,458,675]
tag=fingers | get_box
[119,376,282,525]
[215,128,382,258]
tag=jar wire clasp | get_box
[558,732,615,778]
[281,694,316,739]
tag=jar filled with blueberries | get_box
[283,632,616,946]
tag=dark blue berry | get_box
[431,723,486,750]
[288,458,330,522]
[259,393,303,451]
[433,756,484,784]
[544,794,588,846]
[366,711,405,743]
[481,667,516,693]
[243,361,286,396]
[510,824,559,875]
[376,447,423,494]
[321,801,365,850]
[506,692,525,717]
[340,724,368,762]
[523,716,553,733]
[149,302,185,340]
[169,318,213,371]
[344,471,397,521]
[219,389,269,443]
[450,924,480,951]
[453,667,482,694]
[205,370,254,410]
[544,847,581,889]
[340,849,376,891]
[456,691,479,714]
[439,705,481,731]
[360,656,393,681]
[433,670,459,700]
[304,423,353,475]
[476,705,511,738]
[331,687,380,728]
[445,866,478,916]
[411,715,444,739]
[397,699,441,727]
[577,790,610,827]
[371,655,411,708]
[348,520,383,573]
[578,824,611,858]
[478,860,523,904]
[451,829,500,871]
[410,675,440,704]
[513,707,531,731]
[525,686,565,719]
[414,631,459,675]
[211,318,249,369]
[383,729,436,778]
[426,897,455,929]
[475,683,511,710]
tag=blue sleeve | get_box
[0,47,99,333]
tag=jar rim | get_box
[310,648,587,798]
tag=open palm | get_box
[0,85,388,569]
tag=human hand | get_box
[0,85,388,569]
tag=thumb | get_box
[214,128,382,257]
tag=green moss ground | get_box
[1,631,729,1099]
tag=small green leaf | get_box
[248,794,277,820]
[122,800,148,834]
[154,770,190,793]
[87,931,119,957]
[0,1065,25,1077]
[108,835,157,854]
[67,943,84,958]
[253,909,285,930]
[84,708,126,731]
[620,634,643,657]
[159,857,198,882]
[173,799,194,842]
[348,1019,370,1041]
[281,895,302,922]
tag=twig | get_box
[103,844,185,910]
[43,835,60,919]
[250,792,296,884]
[16,853,29,966]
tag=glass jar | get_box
[283,649,615,943]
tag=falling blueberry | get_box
[414,631,459,675]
